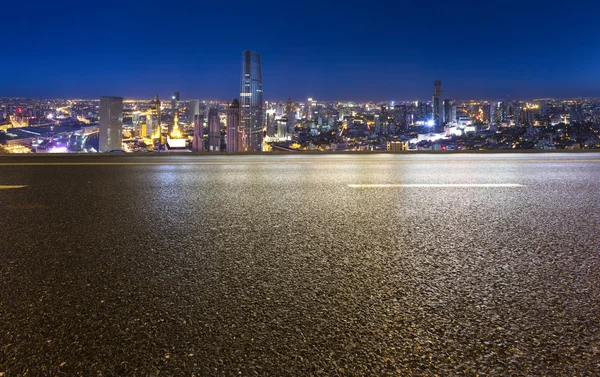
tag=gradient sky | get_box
[2,0,599,101]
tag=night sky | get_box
[2,0,599,101]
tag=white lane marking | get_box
[348,183,526,188]
[0,185,27,189]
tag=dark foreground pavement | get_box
[0,153,599,376]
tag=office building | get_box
[188,100,200,124]
[286,98,295,134]
[276,102,284,118]
[171,92,180,110]
[192,112,204,152]
[147,95,161,139]
[226,99,240,152]
[99,96,123,152]
[433,80,444,131]
[208,107,220,152]
[240,50,264,151]
[432,81,443,127]
[443,99,455,124]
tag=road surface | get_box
[1,153,599,375]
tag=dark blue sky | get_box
[2,0,599,101]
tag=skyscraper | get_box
[188,100,200,124]
[226,99,240,152]
[192,112,204,152]
[433,80,444,131]
[240,50,264,151]
[286,98,295,134]
[208,107,220,152]
[147,95,161,139]
[443,99,456,124]
[171,92,180,110]
[99,96,123,152]
[266,108,276,137]
[276,102,284,118]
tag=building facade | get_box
[147,95,161,139]
[208,107,220,152]
[192,112,204,152]
[433,80,444,131]
[226,99,240,152]
[188,100,200,124]
[99,96,123,152]
[240,50,264,151]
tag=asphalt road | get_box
[1,153,599,376]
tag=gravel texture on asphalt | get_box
[0,153,599,376]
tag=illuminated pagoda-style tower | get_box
[166,111,189,152]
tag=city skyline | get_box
[2,1,599,100]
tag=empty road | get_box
[1,153,599,376]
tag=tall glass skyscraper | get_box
[240,50,264,151]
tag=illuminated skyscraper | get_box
[147,95,161,139]
[432,80,443,131]
[171,92,180,110]
[208,107,220,152]
[226,99,240,152]
[240,50,264,151]
[306,98,315,120]
[99,96,123,152]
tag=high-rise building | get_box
[286,98,295,134]
[208,107,220,152]
[171,92,180,110]
[432,80,444,131]
[99,96,123,152]
[443,99,453,124]
[266,109,276,137]
[240,50,264,151]
[188,100,200,124]
[147,95,161,139]
[307,98,315,120]
[226,99,240,152]
[393,104,407,130]
[192,112,204,152]
[276,102,284,118]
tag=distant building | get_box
[387,141,409,151]
[240,50,264,151]
[188,100,200,124]
[433,80,444,131]
[99,96,123,152]
[147,95,161,139]
[276,102,284,118]
[208,107,220,152]
[393,104,407,130]
[192,112,204,152]
[443,99,456,124]
[165,111,188,151]
[286,98,295,134]
[266,109,276,137]
[171,92,180,110]
[226,99,240,152]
